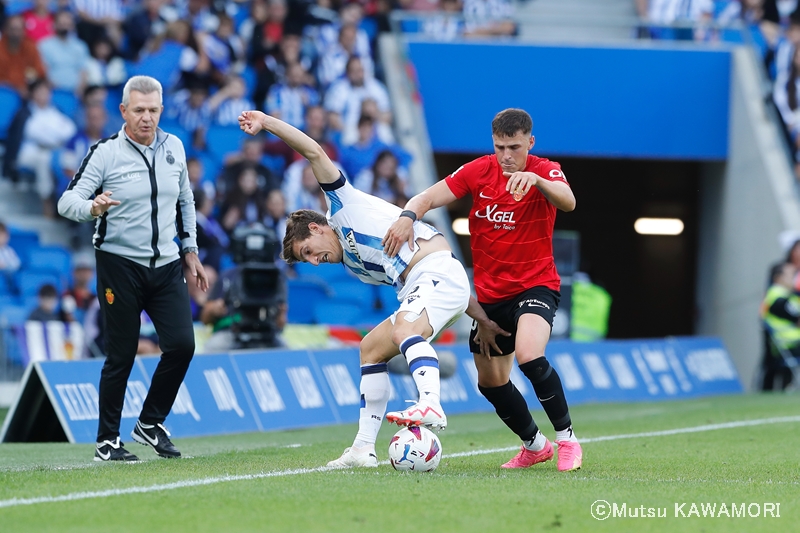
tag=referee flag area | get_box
[0,395,797,532]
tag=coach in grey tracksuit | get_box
[58,76,209,462]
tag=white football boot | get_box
[326,445,379,468]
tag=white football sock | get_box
[400,336,440,404]
[353,364,390,448]
[523,430,548,452]
[555,426,578,443]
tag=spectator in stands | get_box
[760,261,800,390]
[219,137,282,198]
[38,10,90,95]
[324,56,391,139]
[188,262,217,322]
[22,0,55,43]
[462,0,517,37]
[262,188,289,250]
[353,150,409,207]
[635,0,714,40]
[249,0,287,67]
[28,283,69,322]
[135,20,211,94]
[0,14,47,95]
[194,187,229,272]
[73,0,125,48]
[61,104,108,193]
[266,63,320,129]
[399,0,440,12]
[263,104,339,168]
[310,1,372,72]
[220,164,268,232]
[207,75,255,126]
[187,156,216,202]
[122,0,169,61]
[338,114,411,179]
[15,78,77,217]
[263,32,314,85]
[85,36,127,89]
[317,22,374,88]
[62,254,96,323]
[282,161,328,213]
[341,97,394,146]
[166,82,211,150]
[202,13,246,84]
[180,0,220,34]
[0,221,21,275]
[422,0,466,41]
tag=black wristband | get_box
[399,210,417,222]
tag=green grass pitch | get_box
[0,394,798,533]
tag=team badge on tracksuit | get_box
[105,288,115,305]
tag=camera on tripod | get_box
[226,223,283,348]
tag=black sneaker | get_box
[131,420,181,458]
[94,437,139,462]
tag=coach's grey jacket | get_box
[58,126,197,269]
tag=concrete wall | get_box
[695,46,800,390]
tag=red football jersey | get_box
[445,154,569,303]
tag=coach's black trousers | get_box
[95,250,195,443]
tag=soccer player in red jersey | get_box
[383,108,583,471]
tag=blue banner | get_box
[2,337,741,443]
[137,354,260,438]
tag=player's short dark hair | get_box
[0,221,7,233]
[282,209,329,264]
[492,108,533,137]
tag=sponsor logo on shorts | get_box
[519,298,550,310]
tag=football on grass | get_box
[388,426,442,472]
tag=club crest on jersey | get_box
[105,288,115,305]
[166,150,175,165]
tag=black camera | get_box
[226,224,284,348]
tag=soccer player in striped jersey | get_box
[239,110,507,468]
[384,108,583,472]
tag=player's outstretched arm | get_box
[239,110,339,184]
[382,180,457,257]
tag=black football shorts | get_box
[468,286,560,356]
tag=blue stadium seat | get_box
[0,294,21,309]
[293,262,354,283]
[376,284,398,312]
[328,279,376,307]
[0,305,29,327]
[0,85,22,142]
[51,89,81,120]
[159,117,192,149]
[312,301,363,326]
[16,270,63,296]
[5,0,33,16]
[287,278,331,324]
[26,246,72,275]
[205,125,247,163]
[7,227,40,264]
[0,274,12,296]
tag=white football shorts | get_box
[390,250,470,340]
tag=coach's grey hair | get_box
[121,76,163,107]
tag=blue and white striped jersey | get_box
[321,174,440,290]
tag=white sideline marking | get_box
[1,415,799,509]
